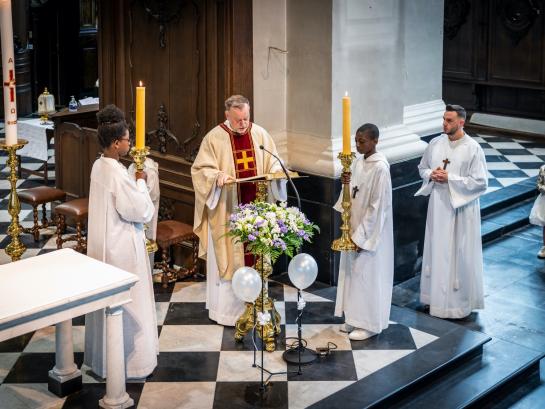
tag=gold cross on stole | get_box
[236,151,254,170]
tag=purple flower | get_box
[297,230,306,237]
[230,214,237,221]
[303,234,310,240]
[280,226,288,233]
[248,234,256,241]
[256,219,265,227]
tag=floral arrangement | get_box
[228,202,319,262]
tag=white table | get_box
[0,248,139,409]
[16,118,54,183]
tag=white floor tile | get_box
[487,142,524,149]
[283,286,332,302]
[505,155,542,163]
[527,148,545,155]
[159,325,223,352]
[486,162,520,170]
[155,302,170,326]
[216,351,287,382]
[0,383,66,409]
[169,281,206,303]
[352,349,413,380]
[288,381,354,409]
[497,177,528,187]
[285,323,352,351]
[523,169,540,177]
[24,325,85,353]
[409,327,439,349]
[138,382,216,409]
[482,148,501,156]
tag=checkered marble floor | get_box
[474,134,545,194]
[0,279,440,409]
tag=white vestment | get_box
[84,156,158,378]
[192,121,286,326]
[415,133,488,319]
[334,152,394,333]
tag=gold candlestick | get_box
[332,152,358,252]
[129,146,159,254]
[0,139,28,261]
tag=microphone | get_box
[259,144,301,211]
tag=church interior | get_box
[1,0,545,408]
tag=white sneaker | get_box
[339,323,354,333]
[538,246,545,259]
[348,328,377,341]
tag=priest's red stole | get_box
[221,123,257,266]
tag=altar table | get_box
[0,248,139,409]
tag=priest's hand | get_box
[135,170,147,181]
[217,171,235,187]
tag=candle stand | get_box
[129,145,158,254]
[0,139,28,261]
[331,152,358,252]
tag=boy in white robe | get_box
[334,123,394,341]
[84,105,158,379]
[415,104,488,319]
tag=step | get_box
[309,325,491,409]
[481,198,535,243]
[387,339,544,409]
[480,177,537,218]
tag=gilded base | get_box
[234,256,281,352]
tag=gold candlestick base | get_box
[332,152,358,252]
[234,256,281,352]
[129,146,158,254]
[0,139,29,262]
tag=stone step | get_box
[480,177,537,218]
[481,198,535,243]
[309,319,491,409]
[387,339,544,409]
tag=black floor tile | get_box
[0,332,34,352]
[512,162,544,169]
[285,302,343,325]
[152,282,175,302]
[287,350,357,381]
[4,352,84,383]
[349,324,417,350]
[0,231,54,249]
[221,325,286,352]
[485,155,509,162]
[213,381,288,409]
[481,136,511,142]
[163,302,215,325]
[489,169,529,178]
[148,352,220,382]
[62,382,144,409]
[268,282,284,302]
[497,149,533,156]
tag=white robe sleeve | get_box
[352,165,391,252]
[447,146,488,209]
[114,172,155,224]
[415,144,435,197]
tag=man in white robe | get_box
[84,105,158,379]
[415,104,488,319]
[334,123,394,340]
[191,95,286,326]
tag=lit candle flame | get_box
[345,91,348,97]
[139,81,143,87]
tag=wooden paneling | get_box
[97,0,254,223]
[443,0,545,119]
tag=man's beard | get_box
[446,125,458,136]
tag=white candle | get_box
[0,0,17,145]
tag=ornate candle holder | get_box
[331,152,358,252]
[129,146,159,254]
[0,139,29,261]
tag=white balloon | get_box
[288,253,318,290]
[232,266,262,303]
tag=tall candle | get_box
[342,92,351,154]
[0,0,17,145]
[135,81,145,149]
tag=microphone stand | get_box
[259,146,317,367]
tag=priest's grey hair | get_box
[225,95,250,111]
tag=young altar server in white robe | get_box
[84,105,158,379]
[334,123,394,341]
[415,104,488,319]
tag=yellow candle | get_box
[342,92,351,154]
[1,0,18,145]
[135,81,145,149]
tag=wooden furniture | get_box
[55,198,89,253]
[155,220,200,288]
[0,249,138,407]
[18,186,66,241]
[52,104,100,200]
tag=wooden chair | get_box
[18,186,66,241]
[155,220,200,288]
[55,198,89,253]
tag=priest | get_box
[334,123,394,340]
[191,95,286,326]
[415,104,488,319]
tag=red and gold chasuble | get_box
[220,122,257,266]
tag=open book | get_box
[230,170,301,184]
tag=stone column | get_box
[48,319,82,397]
[99,305,134,409]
